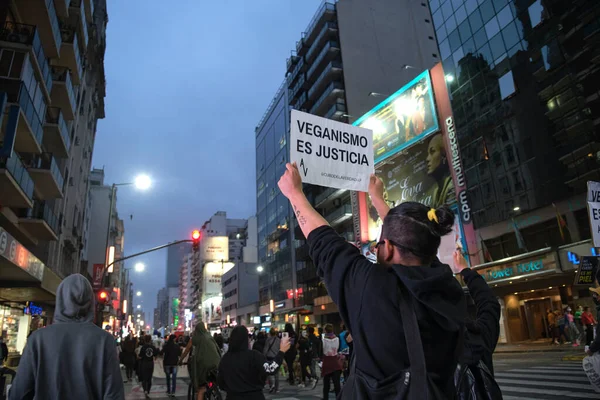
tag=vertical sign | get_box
[575,256,599,285]
[93,264,104,288]
[587,181,600,247]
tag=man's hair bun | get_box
[429,205,454,237]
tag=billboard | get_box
[201,236,229,262]
[354,70,439,164]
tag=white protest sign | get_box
[290,109,374,192]
[587,181,600,247]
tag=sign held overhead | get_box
[290,110,374,192]
[587,181,600,247]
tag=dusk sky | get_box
[91,0,322,324]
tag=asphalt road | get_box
[124,351,599,399]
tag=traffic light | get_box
[192,230,201,252]
[97,290,110,305]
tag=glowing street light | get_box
[134,262,145,272]
[134,174,152,190]
[256,265,264,273]
[136,291,142,296]
[136,305,141,309]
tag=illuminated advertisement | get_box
[354,70,439,164]
[201,236,229,262]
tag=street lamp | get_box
[256,265,264,273]
[137,305,141,310]
[136,291,142,296]
[134,262,145,272]
[134,175,151,190]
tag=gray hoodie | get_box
[9,274,125,400]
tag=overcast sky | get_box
[91,0,322,325]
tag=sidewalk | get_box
[495,339,587,353]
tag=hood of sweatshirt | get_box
[53,274,95,324]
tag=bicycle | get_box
[186,368,222,400]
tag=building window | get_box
[528,0,545,28]
[499,70,515,100]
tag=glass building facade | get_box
[255,83,295,306]
[429,0,600,257]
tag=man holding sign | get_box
[290,110,374,192]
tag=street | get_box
[123,351,598,400]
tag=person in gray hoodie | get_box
[9,274,125,400]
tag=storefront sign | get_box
[575,256,599,285]
[92,264,104,288]
[291,109,374,192]
[275,302,286,309]
[480,259,546,283]
[24,302,42,315]
[587,181,600,247]
[0,227,44,281]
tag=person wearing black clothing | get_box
[283,323,298,385]
[297,331,314,387]
[307,326,322,385]
[162,335,182,397]
[252,331,267,353]
[122,334,137,383]
[218,326,290,400]
[278,165,467,398]
[138,335,158,398]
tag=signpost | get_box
[574,256,599,286]
[587,181,600,247]
[290,109,374,192]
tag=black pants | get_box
[323,370,341,399]
[300,355,312,383]
[586,324,595,345]
[140,361,154,393]
[284,351,296,384]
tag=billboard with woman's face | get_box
[354,70,439,164]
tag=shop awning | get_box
[0,226,61,305]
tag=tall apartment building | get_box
[0,0,107,346]
[255,0,439,326]
[425,0,600,344]
[156,287,168,329]
[165,241,191,288]
[177,252,194,331]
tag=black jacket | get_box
[590,296,600,354]
[307,226,467,397]
[218,349,284,400]
[459,269,501,375]
[9,274,124,400]
[162,341,181,367]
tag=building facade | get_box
[156,286,168,329]
[0,0,108,353]
[165,241,191,288]
[427,0,599,342]
[256,0,440,327]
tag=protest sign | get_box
[575,256,599,285]
[290,109,374,192]
[587,181,600,247]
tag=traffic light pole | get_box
[96,239,194,328]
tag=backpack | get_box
[454,361,503,400]
[348,283,454,399]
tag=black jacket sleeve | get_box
[590,325,600,354]
[461,268,501,353]
[307,226,373,333]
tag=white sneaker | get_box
[298,383,305,388]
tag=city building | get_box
[153,308,160,330]
[166,286,179,332]
[0,0,108,354]
[220,216,260,329]
[178,252,194,332]
[166,241,191,288]
[156,287,168,329]
[255,0,440,328]
[426,0,599,342]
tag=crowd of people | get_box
[4,163,600,399]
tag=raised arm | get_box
[179,340,193,364]
[368,174,390,221]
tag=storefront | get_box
[0,226,61,359]
[469,245,595,343]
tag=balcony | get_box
[325,204,353,226]
[54,0,71,17]
[0,155,34,208]
[16,0,62,58]
[325,98,346,120]
[18,201,59,241]
[27,153,64,200]
[50,66,76,120]
[0,22,53,96]
[306,41,340,81]
[84,0,94,22]
[69,0,89,50]
[315,187,347,207]
[307,60,342,100]
[0,79,44,154]
[301,2,336,49]
[286,55,299,74]
[56,27,83,84]
[288,74,306,104]
[309,81,344,115]
[43,107,71,158]
[305,22,338,63]
[287,57,306,88]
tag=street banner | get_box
[587,181,600,247]
[574,256,599,285]
[354,70,439,164]
[93,263,104,288]
[290,109,374,192]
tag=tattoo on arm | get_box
[293,204,307,226]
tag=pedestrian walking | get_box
[252,331,267,353]
[582,307,597,346]
[162,335,182,397]
[263,328,282,393]
[7,274,125,400]
[307,326,322,387]
[138,335,158,398]
[547,309,559,345]
[277,166,467,397]
[179,323,221,400]
[218,326,290,400]
[122,334,137,382]
[566,307,580,346]
[283,323,298,385]
[297,330,315,388]
[321,324,343,399]
[556,310,571,344]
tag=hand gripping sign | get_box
[290,110,374,192]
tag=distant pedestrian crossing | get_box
[496,361,599,399]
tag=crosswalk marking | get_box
[499,385,599,399]
[504,368,585,375]
[496,378,592,390]
[495,372,590,383]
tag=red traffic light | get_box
[192,230,201,241]
[98,290,109,304]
